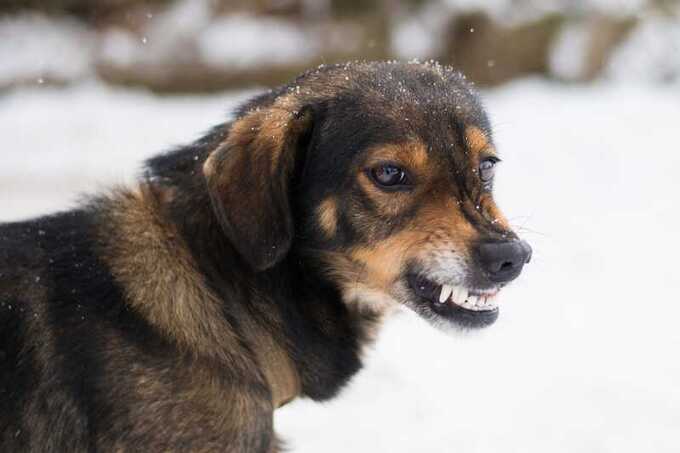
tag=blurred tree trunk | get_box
[441,12,565,86]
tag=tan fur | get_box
[362,141,430,171]
[479,193,511,230]
[97,184,299,409]
[350,231,426,290]
[202,146,220,179]
[325,194,480,314]
[202,105,297,183]
[101,349,274,451]
[249,333,299,408]
[465,125,491,154]
[237,312,300,408]
[317,197,338,238]
[98,184,245,364]
[226,109,295,174]
[348,206,477,287]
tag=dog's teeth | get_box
[452,286,465,303]
[449,286,458,303]
[439,284,453,303]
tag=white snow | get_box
[0,14,95,86]
[440,0,647,16]
[549,21,591,81]
[391,2,451,60]
[392,17,437,60]
[0,82,254,220]
[197,14,316,69]
[1,80,679,452]
[607,15,680,84]
[438,0,646,24]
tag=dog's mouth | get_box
[406,273,500,328]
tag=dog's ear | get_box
[203,104,314,271]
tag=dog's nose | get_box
[477,240,532,284]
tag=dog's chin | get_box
[403,273,500,330]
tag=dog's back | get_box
[0,210,98,450]
[0,218,36,449]
[0,210,119,451]
[0,200,279,451]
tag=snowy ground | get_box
[1,80,679,452]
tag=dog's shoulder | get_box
[0,188,281,449]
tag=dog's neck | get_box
[97,182,301,408]
[136,158,377,403]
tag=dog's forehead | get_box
[320,63,493,158]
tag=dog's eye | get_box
[479,157,499,183]
[369,164,410,189]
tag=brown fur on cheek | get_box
[346,231,426,290]
[326,197,481,297]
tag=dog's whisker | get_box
[511,226,548,238]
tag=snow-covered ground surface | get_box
[1,80,679,452]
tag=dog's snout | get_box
[477,240,532,283]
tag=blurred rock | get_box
[550,15,636,82]
[441,11,565,86]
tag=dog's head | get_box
[204,62,531,330]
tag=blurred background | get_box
[2,0,680,91]
[1,1,680,452]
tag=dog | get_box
[0,61,531,451]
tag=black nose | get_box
[477,240,532,284]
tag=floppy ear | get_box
[203,105,313,271]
